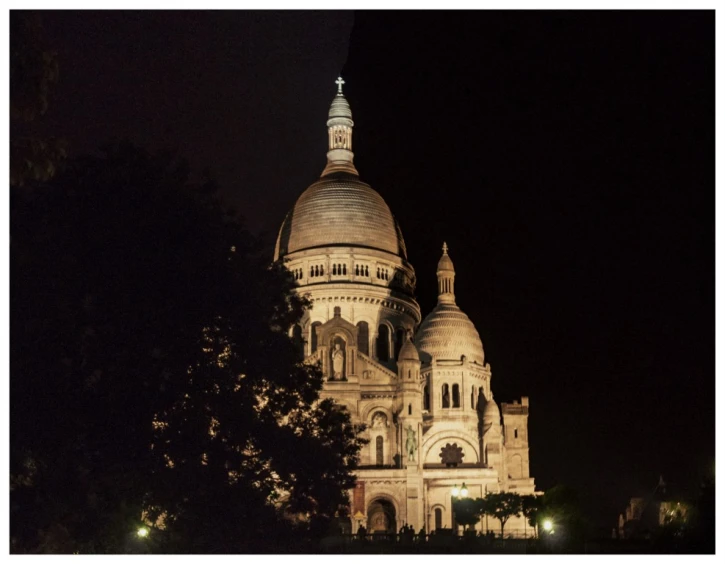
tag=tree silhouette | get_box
[476,492,522,539]
[10,143,364,553]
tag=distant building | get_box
[273,78,537,536]
[617,476,690,539]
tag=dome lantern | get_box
[436,242,456,304]
[322,76,359,176]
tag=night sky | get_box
[33,10,714,530]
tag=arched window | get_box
[394,328,405,360]
[365,266,369,276]
[452,384,460,408]
[355,265,359,276]
[376,325,390,362]
[471,386,475,409]
[356,321,369,356]
[332,264,337,275]
[442,384,450,408]
[343,264,347,275]
[376,267,380,279]
[314,265,319,277]
[514,429,519,439]
[320,265,324,276]
[376,436,383,466]
[310,322,322,354]
[310,266,314,277]
[423,385,430,411]
[435,508,443,531]
[408,403,412,415]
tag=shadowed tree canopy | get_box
[475,492,523,538]
[10,143,365,553]
[10,11,65,187]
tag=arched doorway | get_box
[367,498,396,533]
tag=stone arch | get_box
[356,321,370,355]
[310,321,322,354]
[365,491,400,532]
[362,403,394,423]
[422,430,480,464]
[375,322,393,362]
[431,504,446,531]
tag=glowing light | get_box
[460,483,468,497]
[451,485,460,497]
[137,527,149,538]
[542,519,553,532]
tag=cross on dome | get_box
[442,241,449,254]
[335,76,345,95]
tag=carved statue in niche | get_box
[372,411,387,428]
[405,425,418,462]
[331,343,344,380]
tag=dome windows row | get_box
[310,264,325,278]
[288,260,411,290]
[354,264,369,277]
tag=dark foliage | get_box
[10,11,66,187]
[10,143,365,553]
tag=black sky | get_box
[33,10,714,530]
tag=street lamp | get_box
[136,527,149,539]
[542,519,554,534]
[450,484,469,534]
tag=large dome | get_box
[415,302,485,365]
[274,172,407,260]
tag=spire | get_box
[436,242,456,303]
[322,76,359,176]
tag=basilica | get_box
[274,78,537,536]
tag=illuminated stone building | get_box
[274,78,537,536]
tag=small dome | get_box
[483,398,501,425]
[415,302,485,365]
[398,335,420,362]
[437,242,454,272]
[328,94,352,120]
[274,174,407,259]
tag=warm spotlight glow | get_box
[137,527,149,538]
[460,483,468,497]
[451,485,460,497]
[542,519,553,531]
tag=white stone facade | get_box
[274,81,537,537]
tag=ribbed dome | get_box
[275,172,407,259]
[328,94,352,120]
[483,398,501,425]
[415,303,485,365]
[398,336,420,362]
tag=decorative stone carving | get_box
[440,443,465,467]
[372,411,388,428]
